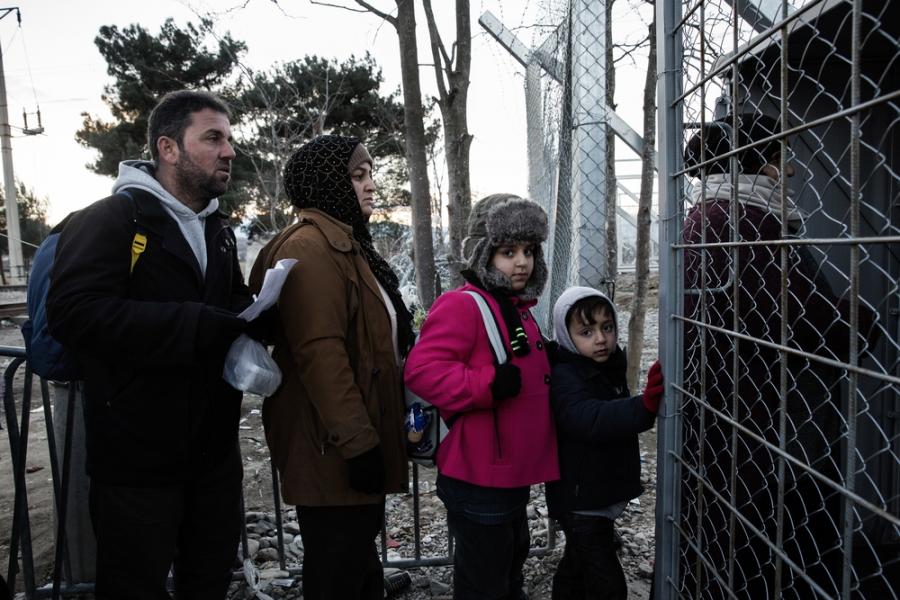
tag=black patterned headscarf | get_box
[283,134,415,357]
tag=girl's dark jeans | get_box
[437,473,530,600]
[552,514,627,600]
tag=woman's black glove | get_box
[347,445,385,494]
[491,363,522,402]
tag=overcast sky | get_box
[1,0,653,225]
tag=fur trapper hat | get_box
[462,194,549,301]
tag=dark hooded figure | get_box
[680,114,877,599]
[250,134,412,600]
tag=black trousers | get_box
[295,503,385,600]
[447,509,530,600]
[552,515,626,600]
[89,453,243,600]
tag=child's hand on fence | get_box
[491,363,522,401]
[642,360,664,414]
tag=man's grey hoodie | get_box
[113,160,220,277]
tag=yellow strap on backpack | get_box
[130,233,147,273]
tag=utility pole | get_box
[0,6,24,284]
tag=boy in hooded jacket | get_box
[405,194,559,600]
[547,286,663,600]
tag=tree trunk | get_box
[605,0,618,286]
[443,106,473,284]
[422,0,472,286]
[626,15,657,391]
[395,0,437,308]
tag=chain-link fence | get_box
[656,1,900,598]
[484,0,660,327]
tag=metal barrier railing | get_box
[1,345,555,598]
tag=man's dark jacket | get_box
[546,347,655,518]
[46,188,251,486]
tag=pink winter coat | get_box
[404,284,559,488]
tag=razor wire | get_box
[656,1,900,598]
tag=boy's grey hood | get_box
[552,286,618,355]
[113,160,221,276]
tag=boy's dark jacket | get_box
[546,346,655,518]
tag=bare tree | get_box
[605,0,618,283]
[421,0,472,283]
[626,7,657,390]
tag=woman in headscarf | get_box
[250,135,413,600]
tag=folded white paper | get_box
[239,258,298,321]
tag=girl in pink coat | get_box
[405,194,559,599]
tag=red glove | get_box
[642,360,664,413]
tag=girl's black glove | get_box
[491,363,522,401]
[347,445,385,494]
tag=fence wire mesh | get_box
[657,0,900,598]
[522,0,659,326]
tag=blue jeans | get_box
[437,474,530,599]
[552,514,626,600]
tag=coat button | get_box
[536,341,543,350]
[521,312,529,320]
[544,374,551,385]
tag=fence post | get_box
[654,0,685,598]
[568,0,609,290]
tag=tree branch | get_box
[421,0,449,101]
[307,0,367,12]
[612,33,651,67]
[352,0,396,26]
[454,0,471,80]
[424,1,453,69]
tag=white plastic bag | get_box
[223,334,282,396]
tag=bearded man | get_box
[47,90,252,600]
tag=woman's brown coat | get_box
[250,208,408,506]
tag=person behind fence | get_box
[404,194,559,600]
[45,90,259,600]
[546,287,663,600]
[681,112,877,599]
[249,135,413,599]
